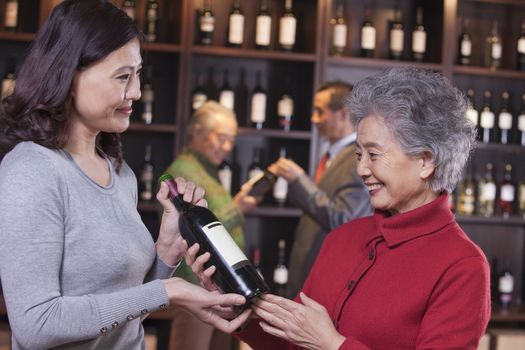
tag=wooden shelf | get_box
[462,0,525,7]
[0,31,35,42]
[456,215,525,226]
[238,127,311,140]
[491,305,525,322]
[190,45,317,62]
[249,206,302,218]
[474,142,525,153]
[453,65,525,80]
[127,123,177,133]
[142,42,182,53]
[327,56,444,71]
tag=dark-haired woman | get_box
[0,1,248,348]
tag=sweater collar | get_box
[367,193,454,248]
[183,147,218,176]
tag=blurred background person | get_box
[268,81,371,298]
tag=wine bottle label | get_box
[518,114,525,131]
[361,26,376,50]
[518,38,525,54]
[390,28,404,52]
[278,95,294,117]
[256,15,272,46]
[141,86,154,103]
[141,103,153,124]
[500,184,515,202]
[218,168,232,194]
[498,112,513,130]
[461,39,472,56]
[229,14,245,44]
[279,17,297,46]
[499,275,514,293]
[251,93,267,123]
[491,43,502,60]
[202,221,248,267]
[333,24,347,49]
[520,186,525,203]
[192,93,207,110]
[5,2,18,28]
[1,78,15,99]
[219,90,235,110]
[248,168,263,181]
[273,266,288,284]
[124,7,136,20]
[480,111,495,129]
[147,8,158,21]
[273,176,288,202]
[412,30,426,54]
[200,16,215,32]
[466,108,479,125]
[480,183,496,201]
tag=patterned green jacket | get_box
[164,147,245,283]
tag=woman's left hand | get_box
[156,177,207,266]
[252,292,346,350]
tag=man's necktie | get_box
[314,152,329,184]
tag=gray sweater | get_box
[0,142,174,349]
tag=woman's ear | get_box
[419,151,435,180]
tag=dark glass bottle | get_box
[4,0,18,32]
[360,7,376,58]
[140,144,154,202]
[159,174,269,306]
[458,18,472,65]
[465,88,480,140]
[144,0,159,43]
[518,93,525,146]
[1,56,16,100]
[140,65,154,125]
[518,21,525,71]
[499,164,515,218]
[250,71,267,129]
[485,20,502,69]
[219,69,234,111]
[247,169,277,197]
[389,1,404,60]
[498,258,514,309]
[497,91,513,145]
[518,175,525,218]
[122,0,136,21]
[255,0,272,50]
[480,90,495,144]
[272,239,288,297]
[331,0,347,56]
[457,166,476,216]
[273,147,288,204]
[279,0,296,51]
[218,160,233,194]
[228,0,245,47]
[411,7,426,62]
[248,148,263,181]
[277,81,294,132]
[198,0,215,46]
[478,162,496,217]
[191,72,208,112]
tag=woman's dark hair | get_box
[0,0,141,172]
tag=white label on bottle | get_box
[256,15,272,46]
[333,24,347,49]
[278,96,294,117]
[412,30,426,54]
[480,110,495,129]
[229,14,245,44]
[466,108,479,125]
[492,43,502,60]
[5,2,18,28]
[1,78,15,99]
[480,183,496,201]
[201,221,248,267]
[501,184,515,202]
[461,39,472,56]
[279,17,297,47]
[390,28,404,52]
[361,26,376,50]
[200,16,215,32]
[251,93,266,123]
[192,93,207,110]
[498,112,513,130]
[248,168,263,181]
[520,186,525,203]
[273,176,288,202]
[219,90,234,110]
[273,266,288,284]
[218,168,232,194]
[141,86,154,103]
[518,38,525,54]
[142,103,153,124]
[499,274,514,294]
[124,7,136,21]
[518,114,525,131]
[147,8,157,21]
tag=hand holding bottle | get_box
[233,181,261,214]
[156,177,207,266]
[269,157,305,183]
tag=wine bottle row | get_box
[197,0,297,51]
[251,239,289,297]
[465,89,525,146]
[191,69,296,131]
[120,0,160,43]
[453,162,525,219]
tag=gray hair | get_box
[347,67,475,193]
[187,100,237,140]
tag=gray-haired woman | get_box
[188,67,491,350]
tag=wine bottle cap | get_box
[158,173,180,196]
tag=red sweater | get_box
[238,194,491,349]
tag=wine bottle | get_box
[1,57,16,100]
[518,21,525,71]
[497,91,513,145]
[331,0,347,56]
[498,258,514,309]
[279,0,296,51]
[485,20,502,69]
[518,93,525,146]
[255,0,272,50]
[218,160,233,194]
[499,164,515,218]
[411,7,426,62]
[246,169,277,197]
[389,1,404,60]
[140,144,154,202]
[248,148,263,181]
[250,71,267,130]
[480,90,495,144]
[273,239,288,297]
[141,65,154,125]
[159,174,269,306]
[4,0,18,32]
[198,0,215,46]
[360,7,376,58]
[273,148,288,204]
[277,93,294,132]
[228,0,245,47]
[465,89,480,140]
[191,72,208,111]
[144,0,159,43]
[219,69,235,111]
[518,175,525,218]
[478,162,496,217]
[457,18,472,65]
[121,0,136,21]
[456,166,476,216]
